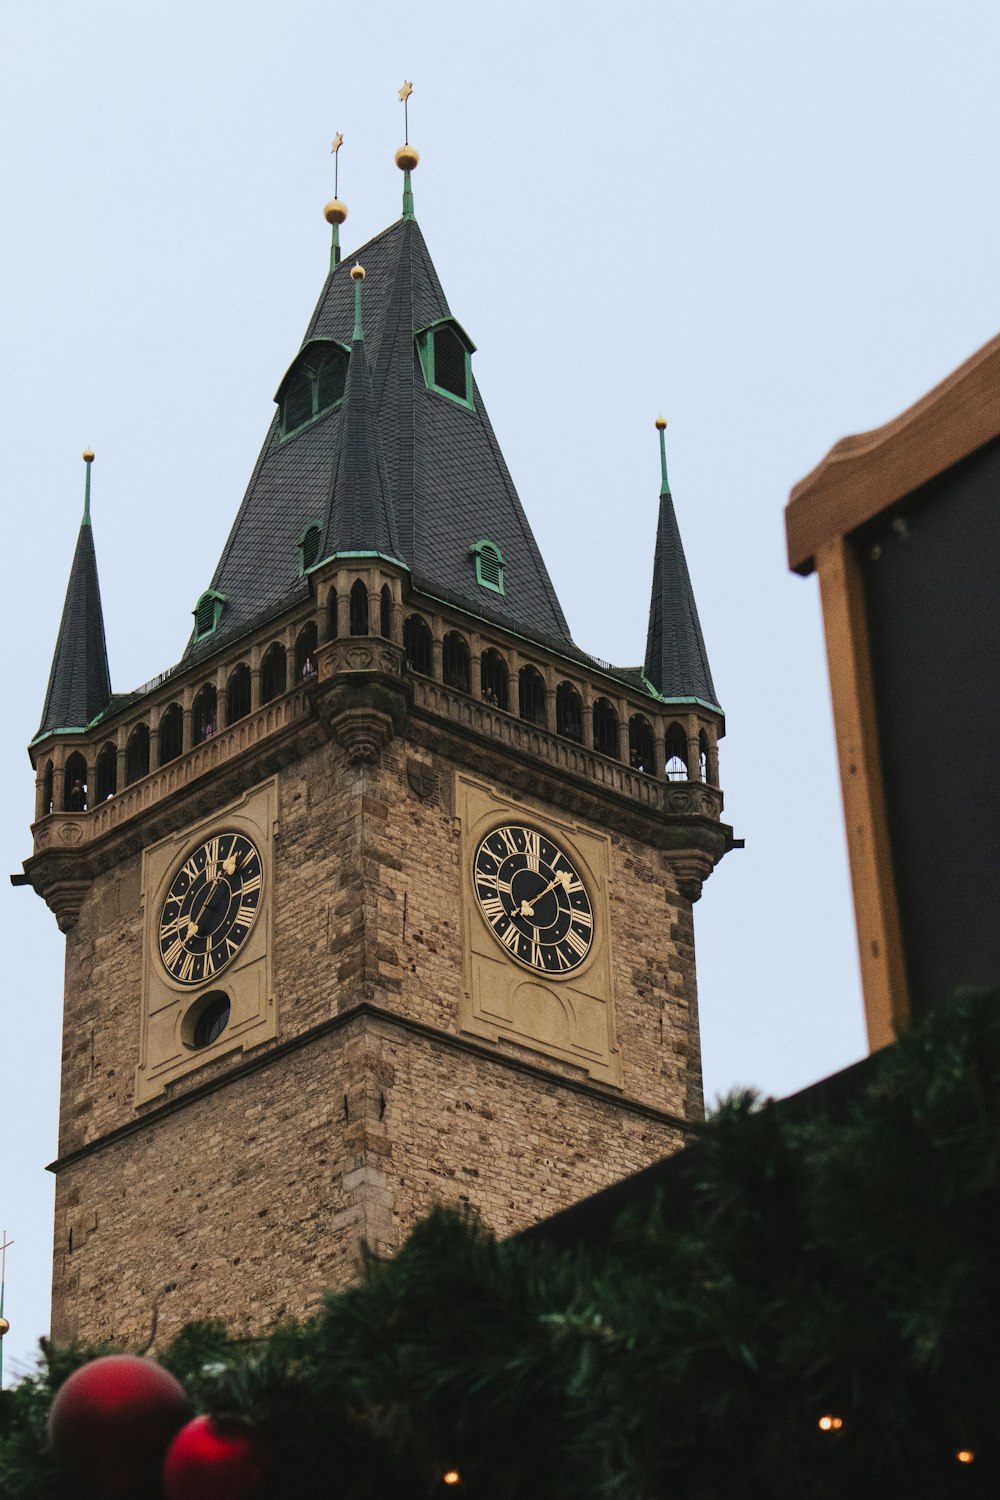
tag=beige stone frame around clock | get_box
[135,778,278,1104]
[456,774,622,1087]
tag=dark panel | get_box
[860,437,1000,1016]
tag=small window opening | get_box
[699,729,711,784]
[64,751,88,812]
[279,344,348,437]
[299,523,322,573]
[481,649,509,710]
[471,539,504,595]
[260,643,286,705]
[380,585,393,640]
[193,590,225,642]
[629,715,655,774]
[125,724,150,784]
[433,326,469,401]
[186,992,232,1050]
[665,723,689,782]
[556,682,583,742]
[327,588,339,641]
[281,367,313,434]
[192,684,217,744]
[42,760,54,816]
[404,615,433,675]
[593,698,620,759]
[518,666,546,727]
[315,351,346,411]
[350,580,369,636]
[95,742,117,801]
[443,632,471,693]
[158,706,182,767]
[227,664,252,724]
[295,622,318,682]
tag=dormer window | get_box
[193,589,226,641]
[275,340,349,438]
[298,522,322,573]
[470,539,504,595]
[416,318,475,409]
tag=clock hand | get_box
[519,869,571,919]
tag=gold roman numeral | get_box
[481,896,505,922]
[566,927,589,958]
[524,830,541,873]
[498,827,520,857]
[501,923,519,951]
[236,903,257,927]
[162,936,185,969]
[178,952,196,983]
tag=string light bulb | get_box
[817,1415,843,1432]
[956,1449,975,1464]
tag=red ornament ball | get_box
[163,1414,270,1500]
[48,1354,190,1495]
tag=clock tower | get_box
[22,147,733,1349]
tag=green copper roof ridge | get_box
[82,451,94,524]
[658,423,671,498]
[308,548,409,573]
[352,271,364,342]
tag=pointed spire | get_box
[36,452,112,738]
[317,266,401,566]
[643,419,719,707]
[324,133,348,271]
[396,80,418,220]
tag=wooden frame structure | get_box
[785,332,1000,1051]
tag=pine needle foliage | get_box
[3,992,1000,1499]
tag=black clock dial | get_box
[158,831,263,986]
[473,823,594,976]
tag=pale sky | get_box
[3,0,998,1384]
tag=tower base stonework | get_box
[48,714,709,1349]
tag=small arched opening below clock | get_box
[182,991,232,1050]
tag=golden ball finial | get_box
[655,416,667,431]
[395,143,420,172]
[83,448,95,462]
[324,198,348,226]
[351,263,366,282]
[0,1317,9,1337]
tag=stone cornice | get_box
[47,1002,697,1174]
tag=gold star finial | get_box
[331,132,344,155]
[398,80,413,103]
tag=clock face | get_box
[158,831,263,987]
[473,823,595,976]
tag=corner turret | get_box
[35,452,112,740]
[643,419,719,709]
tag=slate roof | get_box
[37,516,112,738]
[643,469,720,709]
[184,215,572,663]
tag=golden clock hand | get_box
[519,869,571,919]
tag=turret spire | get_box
[643,419,719,708]
[396,80,418,220]
[316,266,401,566]
[36,452,112,739]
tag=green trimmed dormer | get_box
[416,318,475,409]
[298,522,322,573]
[470,538,504,595]
[192,588,227,642]
[275,339,350,438]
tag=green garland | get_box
[3,991,1000,1499]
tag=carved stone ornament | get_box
[406,759,438,800]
